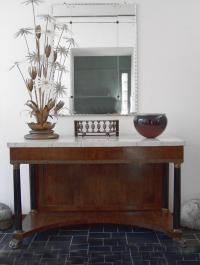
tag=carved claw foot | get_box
[178,239,186,248]
[9,238,22,249]
[173,238,186,248]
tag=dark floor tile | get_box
[149,260,168,265]
[105,253,131,262]
[104,238,127,246]
[127,232,158,244]
[183,228,200,234]
[0,234,13,244]
[104,224,118,232]
[183,253,200,260]
[129,249,144,257]
[182,240,200,247]
[89,255,105,263]
[133,261,151,265]
[156,233,171,240]
[177,260,200,265]
[89,225,104,232]
[164,252,183,260]
[19,258,41,264]
[11,263,26,265]
[0,234,5,242]
[42,252,58,259]
[111,232,126,239]
[43,262,65,265]
[112,245,130,252]
[157,240,181,248]
[70,249,88,256]
[195,232,200,239]
[41,257,59,262]
[70,243,89,251]
[89,262,112,265]
[182,246,200,254]
[89,245,111,252]
[133,227,153,233]
[68,255,88,263]
[141,252,163,260]
[58,230,88,236]
[46,241,70,248]
[0,257,19,264]
[1,225,200,265]
[163,246,180,253]
[49,235,72,241]
[118,224,133,232]
[89,233,111,239]
[90,263,112,265]
[61,224,89,231]
[183,233,197,240]
[139,245,154,252]
[28,241,47,249]
[111,260,133,265]
[72,236,88,244]
[88,238,103,246]
[34,232,51,241]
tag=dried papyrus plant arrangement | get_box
[11,0,75,138]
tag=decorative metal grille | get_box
[74,120,119,136]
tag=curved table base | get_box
[11,210,182,243]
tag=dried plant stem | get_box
[31,1,41,76]
[41,90,45,110]
[44,93,49,107]
[16,64,26,85]
[31,1,38,53]
[34,86,39,107]
[29,91,33,100]
[49,27,66,82]
[47,86,53,105]
[49,55,58,85]
[47,64,56,104]
[59,43,71,83]
[31,2,36,30]
[57,54,62,83]
[43,18,49,70]
[39,87,42,109]
[36,39,41,77]
[46,58,49,77]
[44,18,49,52]
[56,27,64,50]
[24,35,32,68]
[49,61,55,81]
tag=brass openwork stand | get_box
[74,120,119,137]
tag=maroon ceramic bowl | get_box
[133,113,167,138]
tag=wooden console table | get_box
[8,135,184,248]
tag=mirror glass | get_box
[52,2,137,115]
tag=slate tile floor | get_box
[1,225,200,265]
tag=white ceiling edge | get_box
[52,2,136,17]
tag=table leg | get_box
[9,163,23,249]
[29,164,37,214]
[173,163,181,230]
[162,163,169,209]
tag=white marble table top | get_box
[7,134,184,148]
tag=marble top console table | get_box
[8,135,184,248]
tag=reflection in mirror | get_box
[73,48,132,114]
[52,2,137,115]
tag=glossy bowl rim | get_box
[134,113,166,117]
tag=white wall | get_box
[0,0,200,213]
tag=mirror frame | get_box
[51,1,138,116]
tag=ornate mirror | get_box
[52,1,137,115]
